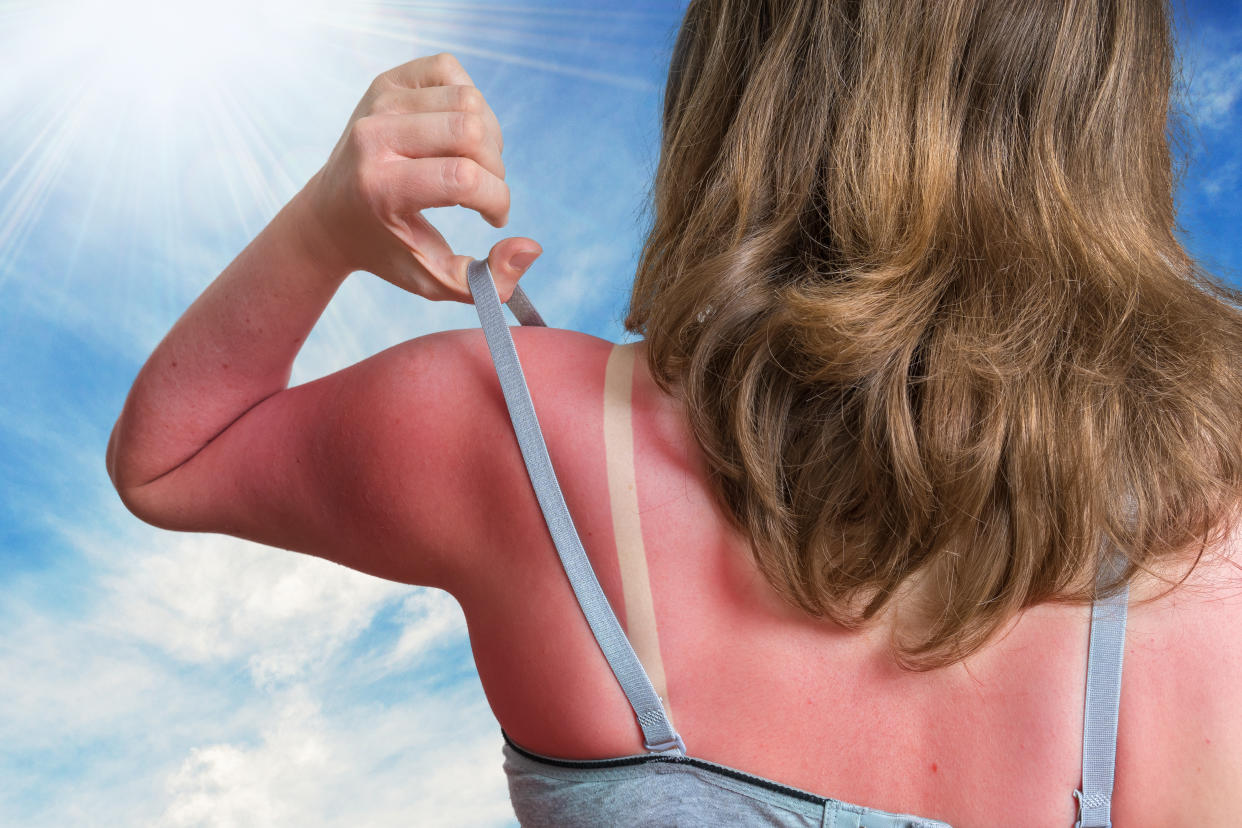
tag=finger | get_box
[366,111,504,180]
[486,237,543,303]
[428,238,541,304]
[398,217,464,302]
[376,155,510,228]
[370,84,504,155]
[378,52,473,91]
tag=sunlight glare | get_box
[63,0,314,115]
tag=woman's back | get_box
[447,325,1242,828]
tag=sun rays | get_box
[0,0,660,318]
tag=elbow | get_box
[111,478,184,532]
[105,419,123,491]
[105,418,162,527]
[105,419,141,507]
[104,411,166,493]
[113,482,152,525]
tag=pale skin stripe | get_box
[603,341,674,727]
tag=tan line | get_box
[603,341,673,726]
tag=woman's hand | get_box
[301,52,541,302]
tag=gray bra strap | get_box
[467,259,686,756]
[504,281,546,327]
[1074,548,1130,828]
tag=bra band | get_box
[467,258,685,756]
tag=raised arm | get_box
[104,186,348,494]
[105,52,541,585]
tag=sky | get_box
[0,1,1239,825]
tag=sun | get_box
[0,0,654,298]
[43,0,325,125]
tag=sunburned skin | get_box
[461,328,1242,828]
[112,310,1242,826]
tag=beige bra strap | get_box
[603,341,674,726]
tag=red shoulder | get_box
[117,323,615,591]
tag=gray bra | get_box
[467,259,1129,828]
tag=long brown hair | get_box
[625,0,1242,669]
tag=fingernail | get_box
[508,249,540,272]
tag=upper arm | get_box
[115,327,510,591]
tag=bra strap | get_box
[467,258,686,756]
[1074,548,1130,828]
[504,281,546,327]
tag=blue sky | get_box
[1,1,1239,824]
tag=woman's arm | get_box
[104,188,348,492]
[105,52,541,587]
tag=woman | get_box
[107,1,1242,825]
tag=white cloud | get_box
[375,589,470,674]
[1200,159,1240,199]
[1187,51,1242,130]
[78,529,406,685]
[0,482,512,827]
[0,603,175,751]
[0,599,514,826]
[158,684,513,828]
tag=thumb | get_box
[486,237,542,303]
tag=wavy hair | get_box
[624,0,1242,669]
